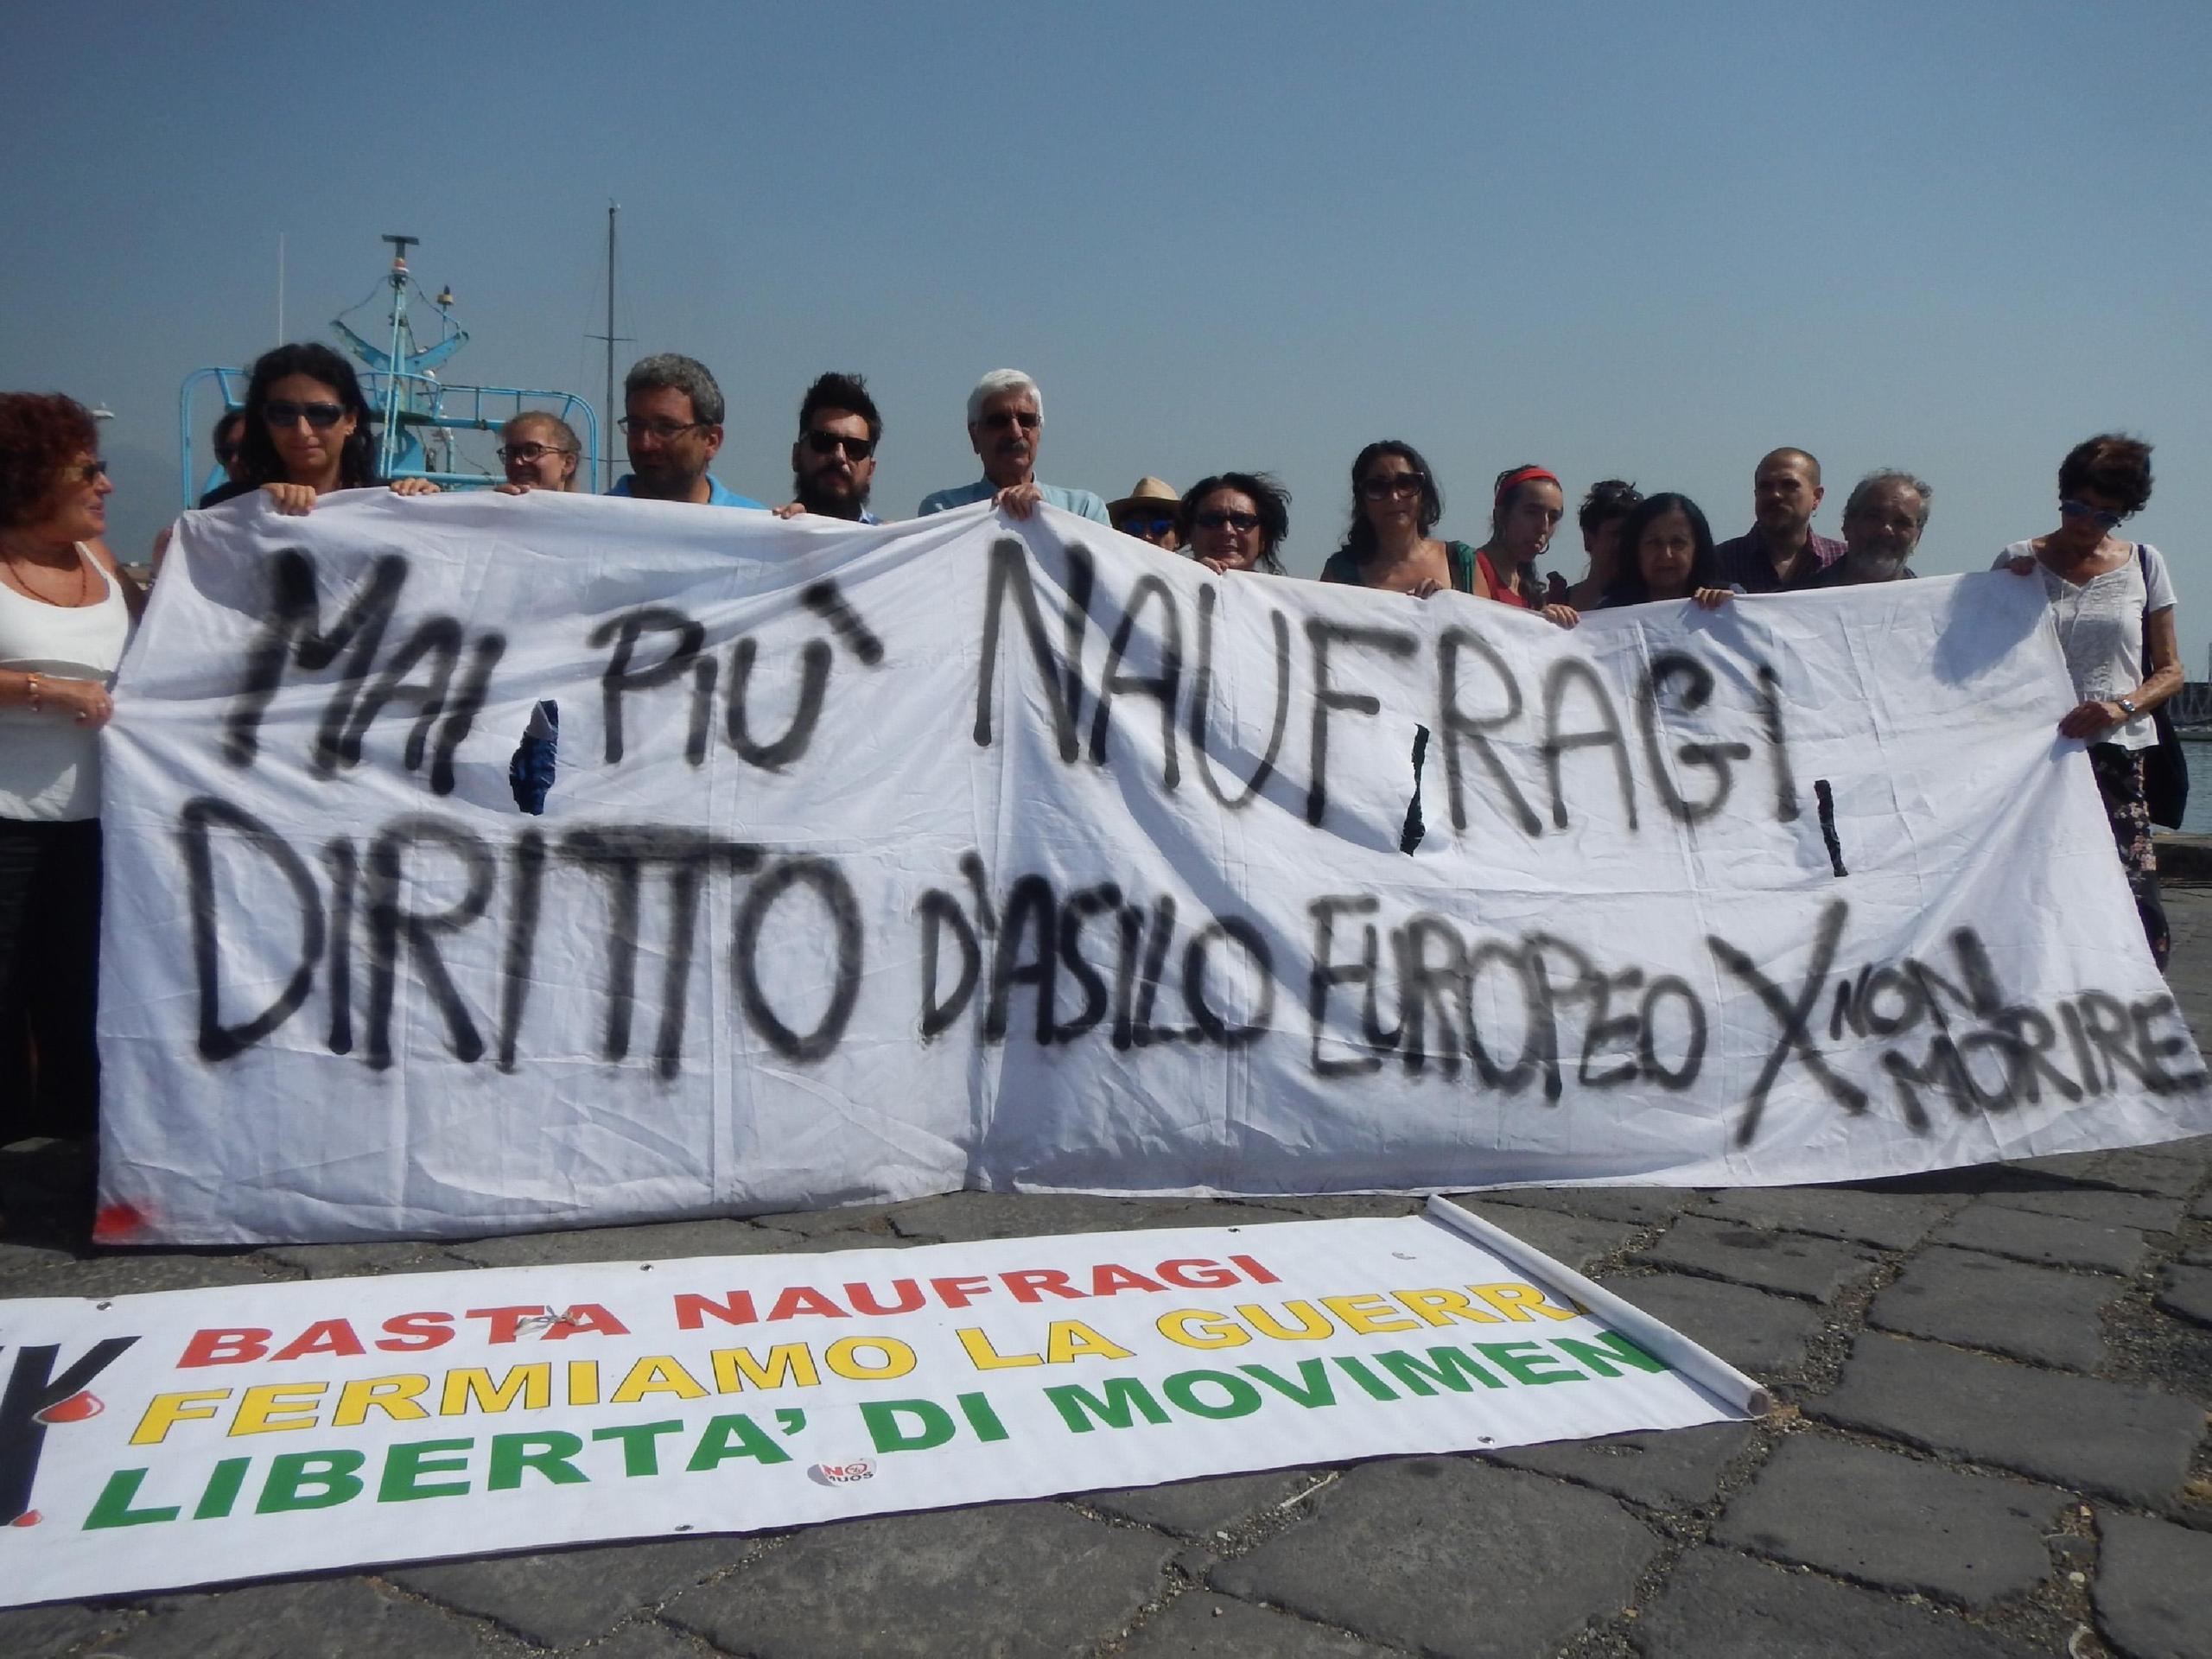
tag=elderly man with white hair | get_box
[1815,468,1932,587]
[917,369,1110,523]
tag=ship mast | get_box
[587,202,631,493]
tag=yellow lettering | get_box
[710,1344,822,1392]
[229,1382,327,1436]
[568,1360,599,1405]
[439,1363,551,1416]
[1157,1309,1251,1350]
[130,1389,232,1446]
[1236,1300,1335,1340]
[1045,1320,1135,1364]
[333,1374,431,1427]
[1470,1283,1579,1323]
[610,1356,709,1404]
[957,1327,1041,1370]
[1391,1288,1502,1326]
[825,1336,916,1380]
[1319,1294,1419,1336]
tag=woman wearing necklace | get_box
[0,392,141,1144]
[1998,434,2180,967]
[1319,442,1576,625]
[199,342,439,513]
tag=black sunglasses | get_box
[804,429,876,461]
[1119,516,1174,537]
[264,399,347,430]
[982,410,1040,432]
[1196,509,1262,532]
[1360,472,1426,499]
[2059,497,2126,531]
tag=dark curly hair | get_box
[0,392,99,529]
[1338,440,1442,569]
[2057,434,2153,518]
[231,342,380,490]
[1179,471,1292,574]
[1577,478,1642,537]
[798,372,881,444]
[1602,493,1726,606]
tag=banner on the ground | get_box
[98,494,2212,1243]
[0,1216,1747,1606]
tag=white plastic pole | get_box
[1426,1194,1774,1416]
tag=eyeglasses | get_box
[804,429,876,461]
[2059,498,2126,530]
[1119,516,1174,537]
[618,416,709,441]
[497,442,575,465]
[981,410,1041,432]
[67,459,110,484]
[1195,509,1262,532]
[1360,473,1425,499]
[264,400,347,430]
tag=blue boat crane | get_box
[179,233,600,507]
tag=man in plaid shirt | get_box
[1714,447,1846,592]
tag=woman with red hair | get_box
[0,392,139,1141]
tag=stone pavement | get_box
[5,906,2212,1659]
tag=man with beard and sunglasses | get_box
[917,369,1109,524]
[773,372,883,523]
[1817,470,1929,586]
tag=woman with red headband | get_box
[1476,464,1577,624]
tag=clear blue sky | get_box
[6,3,2209,664]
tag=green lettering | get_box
[1375,1346,1506,1396]
[378,1438,474,1502]
[861,1398,954,1452]
[1330,1355,1401,1401]
[194,1457,251,1520]
[1552,1332,1669,1377]
[490,1431,590,1489]
[1476,1341,1586,1385]
[589,1421,683,1478]
[685,1412,792,1471]
[82,1468,179,1529]
[1240,1359,1338,1408]
[256,1449,365,1513]
[1161,1370,1262,1420]
[957,1391,1009,1443]
[1043,1377,1170,1433]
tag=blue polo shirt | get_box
[918,479,1110,523]
[609,474,766,509]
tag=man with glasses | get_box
[774,372,882,524]
[1107,476,1182,549]
[610,353,763,508]
[918,369,1109,524]
[1714,447,1844,593]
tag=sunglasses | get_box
[1119,516,1174,537]
[497,442,574,465]
[804,429,876,461]
[1196,509,1262,532]
[618,416,709,440]
[1361,472,1426,499]
[264,400,347,430]
[2059,498,2126,531]
[67,458,111,484]
[981,410,1041,432]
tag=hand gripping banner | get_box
[95,493,2212,1243]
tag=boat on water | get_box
[177,234,600,506]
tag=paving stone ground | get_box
[4,896,2212,1656]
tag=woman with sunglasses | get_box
[1181,472,1290,575]
[494,411,583,493]
[200,342,439,513]
[1321,442,1577,625]
[0,393,142,1144]
[1996,434,2179,967]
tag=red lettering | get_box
[543,1302,630,1339]
[845,1280,925,1316]
[466,1306,550,1344]
[1228,1254,1281,1285]
[1001,1269,1084,1304]
[930,1274,993,1309]
[271,1319,367,1361]
[674,1291,758,1331]
[1156,1258,1239,1290]
[376,1312,455,1352]
[1088,1264,1165,1296]
[178,1328,270,1368]
[766,1286,849,1322]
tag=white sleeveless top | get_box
[0,545,131,821]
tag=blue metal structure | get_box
[179,234,599,507]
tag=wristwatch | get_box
[2117,696,2139,717]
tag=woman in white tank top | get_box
[0,392,139,1143]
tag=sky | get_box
[5,2,2209,664]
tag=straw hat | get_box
[1108,475,1180,519]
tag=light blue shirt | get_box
[609,474,766,509]
[917,479,1110,524]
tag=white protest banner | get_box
[95,494,2212,1244]
[0,1216,1751,1607]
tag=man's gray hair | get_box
[1845,467,1934,527]
[626,353,725,426]
[967,369,1041,427]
